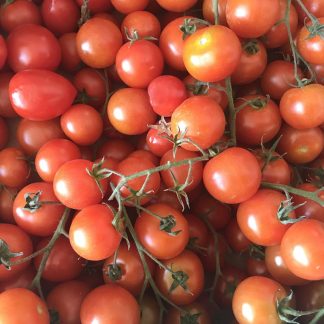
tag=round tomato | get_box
[75,0,112,13]
[111,0,149,14]
[0,117,8,150]
[0,187,17,224]
[59,32,81,72]
[146,128,173,157]
[156,0,197,12]
[224,218,251,252]
[0,72,18,118]
[96,138,134,161]
[202,0,228,25]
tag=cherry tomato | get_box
[224,218,251,252]
[0,117,8,150]
[156,0,197,12]
[202,0,228,25]
[146,128,173,157]
[0,73,17,118]
[59,32,81,72]
[0,187,17,224]
[96,138,134,161]
[75,0,112,13]
[111,0,149,14]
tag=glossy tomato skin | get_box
[7,24,61,72]
[0,288,49,324]
[203,147,261,204]
[235,95,282,146]
[297,17,324,65]
[53,159,108,210]
[35,139,81,183]
[76,17,123,68]
[280,219,324,280]
[107,87,157,135]
[171,96,225,151]
[34,236,84,282]
[80,284,140,324]
[155,250,204,306]
[69,204,121,261]
[111,0,149,14]
[156,0,197,12]
[46,280,91,324]
[183,25,241,82]
[279,84,324,129]
[135,204,189,260]
[116,40,164,88]
[226,0,280,38]
[146,128,173,157]
[232,276,287,324]
[13,182,65,237]
[237,189,295,246]
[9,69,77,121]
[0,224,33,281]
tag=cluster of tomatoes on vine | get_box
[0,0,323,323]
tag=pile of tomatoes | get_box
[0,0,323,323]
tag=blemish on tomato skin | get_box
[37,304,44,315]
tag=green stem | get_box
[225,77,236,146]
[309,308,324,324]
[212,0,219,25]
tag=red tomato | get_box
[295,0,324,21]
[53,159,108,210]
[281,219,324,280]
[107,88,157,135]
[202,0,228,25]
[0,36,7,71]
[0,187,17,224]
[154,250,204,305]
[13,182,65,236]
[232,276,287,324]
[116,40,164,88]
[135,203,189,260]
[279,84,324,129]
[0,0,42,33]
[41,0,80,35]
[35,139,81,183]
[146,128,173,157]
[183,25,241,82]
[96,138,134,161]
[226,0,280,38]
[0,224,33,281]
[203,147,261,204]
[69,204,121,261]
[171,96,225,151]
[80,284,140,324]
[34,236,84,282]
[59,33,81,72]
[0,117,8,150]
[185,213,209,250]
[224,218,251,252]
[0,288,49,323]
[7,24,61,72]
[75,0,112,13]
[111,0,149,14]
[9,69,77,121]
[156,0,197,12]
[76,17,123,68]
[0,73,17,118]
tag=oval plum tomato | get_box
[155,0,197,12]
[135,203,189,260]
[171,96,225,151]
[75,0,112,13]
[116,39,164,88]
[226,0,280,38]
[0,288,49,324]
[111,0,149,14]
[203,147,261,204]
[237,189,295,246]
[231,39,267,85]
[202,0,228,25]
[13,182,65,237]
[111,156,160,205]
[59,33,81,72]
[9,69,77,121]
[53,159,108,210]
[297,17,324,65]
[146,128,173,157]
[0,0,42,33]
[16,118,65,156]
[7,24,61,72]
[102,242,155,296]
[35,139,81,183]
[46,280,91,324]
[160,148,203,193]
[164,302,211,324]
[121,10,161,41]
[0,224,33,281]
[235,94,282,146]
[148,75,187,117]
[281,219,324,280]
[260,60,304,100]
[159,16,194,71]
[69,204,121,261]
[183,25,241,82]
[265,245,308,286]
[34,236,84,282]
[277,124,324,164]
[76,17,122,68]
[263,0,298,49]
[107,87,157,135]
[41,0,80,35]
[0,147,30,188]
[224,218,251,253]
[292,183,324,222]
[155,250,204,305]
[279,84,324,129]
[232,276,287,324]
[60,104,103,146]
[80,284,140,324]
